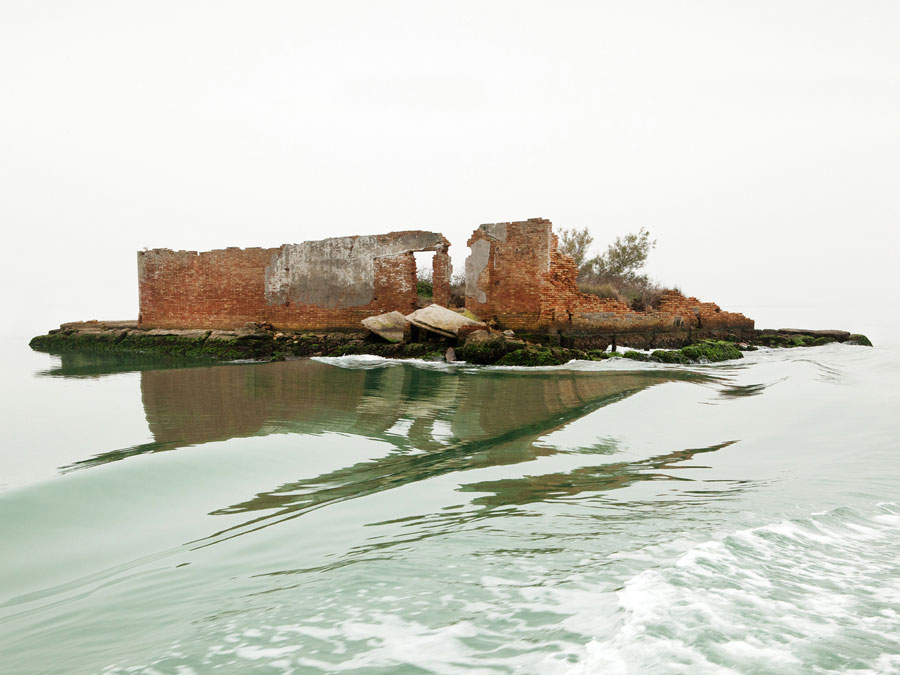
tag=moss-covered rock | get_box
[30,330,236,359]
[755,334,795,348]
[30,331,126,353]
[680,340,743,363]
[494,348,570,367]
[753,332,870,349]
[325,342,444,360]
[457,333,511,364]
[29,321,870,369]
[32,329,307,362]
[755,333,823,348]
[651,349,691,364]
[607,341,741,365]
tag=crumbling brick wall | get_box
[138,231,449,331]
[138,217,752,337]
[465,219,551,329]
[431,246,452,307]
[465,218,753,335]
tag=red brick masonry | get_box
[465,218,753,334]
[138,231,450,331]
[138,219,752,336]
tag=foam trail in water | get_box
[313,355,455,370]
[574,503,900,675]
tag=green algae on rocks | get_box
[29,324,372,362]
[29,321,872,368]
[494,348,571,367]
[848,334,873,347]
[617,340,743,365]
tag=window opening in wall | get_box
[414,251,436,308]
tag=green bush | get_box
[416,279,433,298]
[578,282,624,302]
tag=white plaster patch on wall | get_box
[264,232,445,308]
[538,231,551,273]
[479,222,508,242]
[465,238,491,304]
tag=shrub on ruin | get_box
[559,226,667,310]
[416,279,433,298]
[590,228,656,284]
[449,271,466,307]
[624,285,665,312]
[416,265,434,305]
[578,282,625,302]
[559,227,595,272]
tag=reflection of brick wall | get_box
[466,218,754,333]
[140,360,369,445]
[140,358,675,451]
[139,242,427,331]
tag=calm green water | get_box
[1,337,898,674]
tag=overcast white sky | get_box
[2,1,898,341]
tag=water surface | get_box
[1,338,898,673]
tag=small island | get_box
[29,218,872,366]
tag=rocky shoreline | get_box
[29,320,872,367]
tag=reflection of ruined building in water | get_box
[136,359,689,452]
[61,360,715,536]
[138,217,752,338]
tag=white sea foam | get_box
[313,354,456,370]
[574,503,900,675]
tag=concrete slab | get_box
[777,328,851,340]
[406,304,486,338]
[362,311,410,343]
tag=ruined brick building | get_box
[138,218,753,342]
[139,231,451,331]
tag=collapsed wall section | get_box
[138,231,449,331]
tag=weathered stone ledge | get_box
[29,320,872,368]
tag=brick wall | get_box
[138,231,448,330]
[465,219,551,329]
[432,246,452,307]
[139,246,277,330]
[138,220,753,336]
[465,218,754,334]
